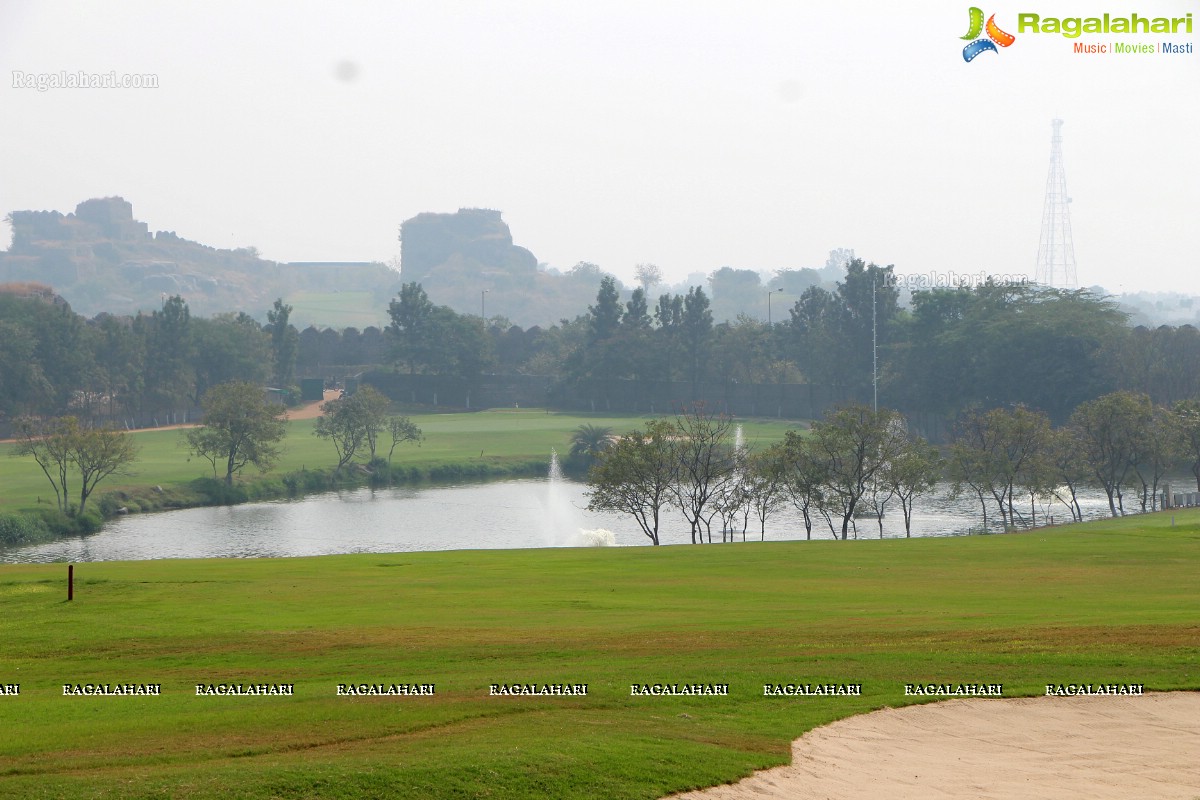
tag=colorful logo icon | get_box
[962,7,1016,61]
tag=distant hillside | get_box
[399,207,613,325]
[0,197,399,320]
[0,198,652,327]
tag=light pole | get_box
[481,289,489,321]
[872,276,878,412]
[766,287,783,326]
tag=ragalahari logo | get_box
[962,7,1016,61]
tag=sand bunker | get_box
[670,692,1200,799]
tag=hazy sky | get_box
[1,0,1197,292]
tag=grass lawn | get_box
[0,410,798,515]
[0,510,1196,799]
[283,290,387,330]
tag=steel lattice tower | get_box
[1034,119,1078,288]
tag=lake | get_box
[2,473,1170,564]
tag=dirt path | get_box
[1,391,338,443]
[285,390,340,420]
[668,692,1200,800]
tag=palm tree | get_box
[568,424,614,469]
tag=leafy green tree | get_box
[786,286,846,385]
[952,406,1053,529]
[710,316,783,388]
[135,295,193,416]
[587,276,622,344]
[386,288,492,382]
[0,292,88,415]
[0,319,52,415]
[185,381,288,486]
[1045,426,1090,522]
[191,314,271,403]
[266,298,299,386]
[784,260,898,393]
[899,285,1125,421]
[1174,400,1200,492]
[885,435,942,537]
[313,386,392,471]
[1070,390,1152,517]
[807,405,908,540]
[621,288,652,332]
[1130,405,1182,512]
[356,387,394,461]
[425,307,493,382]
[586,419,677,545]
[387,282,435,375]
[680,287,713,399]
[708,267,762,322]
[89,313,143,417]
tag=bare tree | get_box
[670,404,737,544]
[386,416,423,465]
[775,431,829,540]
[12,416,75,513]
[586,420,677,545]
[634,263,663,295]
[742,448,789,541]
[72,425,139,515]
[12,416,137,516]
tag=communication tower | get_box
[1034,119,1078,288]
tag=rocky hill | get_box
[0,198,618,326]
[0,197,397,319]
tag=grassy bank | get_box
[0,410,798,542]
[0,510,1197,798]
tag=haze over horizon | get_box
[1,0,1196,294]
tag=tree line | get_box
[0,290,299,423]
[586,394,1200,545]
[4,264,1200,437]
[9,379,422,532]
[380,269,1200,428]
[949,392,1200,525]
[585,404,941,545]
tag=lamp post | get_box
[872,276,878,412]
[766,287,783,326]
[481,289,489,321]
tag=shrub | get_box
[190,478,249,506]
[0,513,53,546]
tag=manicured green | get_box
[284,290,388,329]
[0,410,797,515]
[0,510,1196,798]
